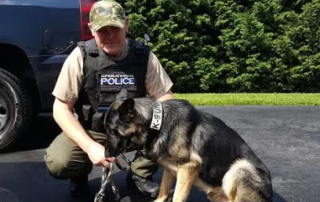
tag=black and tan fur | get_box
[104,90,273,202]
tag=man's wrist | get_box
[75,132,95,153]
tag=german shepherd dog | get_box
[104,90,273,202]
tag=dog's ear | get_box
[118,98,135,122]
[116,89,128,100]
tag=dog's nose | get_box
[105,147,120,158]
[105,148,116,157]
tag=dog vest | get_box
[75,38,150,131]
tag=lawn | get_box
[175,93,320,106]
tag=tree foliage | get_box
[118,0,320,93]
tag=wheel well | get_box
[0,43,42,114]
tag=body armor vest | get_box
[75,38,150,130]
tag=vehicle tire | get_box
[0,68,33,150]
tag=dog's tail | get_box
[222,159,272,202]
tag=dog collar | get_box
[150,101,163,130]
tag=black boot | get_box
[69,175,90,200]
[126,171,160,198]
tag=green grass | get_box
[174,93,320,106]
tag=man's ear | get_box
[118,98,135,122]
[88,23,95,36]
[116,89,128,100]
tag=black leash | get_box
[93,153,132,202]
[94,164,119,202]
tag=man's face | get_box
[92,18,128,57]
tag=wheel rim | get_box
[0,92,9,132]
[0,83,13,135]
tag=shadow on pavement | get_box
[15,113,61,151]
[273,193,288,202]
[0,188,20,202]
[0,161,288,202]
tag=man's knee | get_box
[44,133,92,179]
[45,153,92,179]
[45,153,71,179]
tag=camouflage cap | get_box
[89,0,126,32]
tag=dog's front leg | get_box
[154,168,175,202]
[172,162,199,202]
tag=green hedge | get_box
[119,0,320,93]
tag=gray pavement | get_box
[0,106,319,202]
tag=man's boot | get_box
[126,171,160,198]
[69,174,90,199]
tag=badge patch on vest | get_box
[98,70,137,92]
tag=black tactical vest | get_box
[75,38,150,130]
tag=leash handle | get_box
[94,164,122,202]
[95,150,146,201]
[94,166,109,202]
[116,153,131,170]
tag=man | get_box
[44,0,174,200]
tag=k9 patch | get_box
[98,70,137,92]
[150,101,163,130]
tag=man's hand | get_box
[53,98,117,168]
[87,141,117,168]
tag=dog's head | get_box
[104,89,149,157]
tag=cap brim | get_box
[91,18,125,32]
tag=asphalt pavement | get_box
[0,106,319,202]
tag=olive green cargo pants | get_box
[44,130,158,179]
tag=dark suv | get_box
[0,0,97,150]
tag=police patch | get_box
[98,71,137,92]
